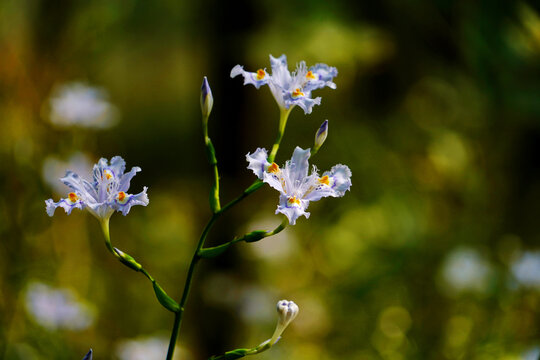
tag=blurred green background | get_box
[2,0,540,359]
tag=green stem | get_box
[268,108,292,163]
[166,108,291,359]
[166,214,218,360]
[204,115,221,213]
[100,218,117,257]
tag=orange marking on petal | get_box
[256,69,266,80]
[104,170,113,180]
[306,71,316,80]
[118,191,126,202]
[288,196,301,205]
[292,88,304,98]
[319,175,330,186]
[68,192,78,202]
[267,162,280,173]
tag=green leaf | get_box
[209,348,248,360]
[243,230,267,243]
[152,281,180,312]
[114,248,142,272]
[244,180,264,194]
[199,243,232,258]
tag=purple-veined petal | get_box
[287,147,311,183]
[114,187,149,216]
[323,164,352,196]
[276,194,310,225]
[45,197,85,216]
[119,166,141,192]
[230,65,269,89]
[246,148,269,179]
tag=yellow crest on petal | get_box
[306,71,316,80]
[267,162,280,173]
[318,175,330,186]
[68,192,78,203]
[118,191,127,204]
[292,88,304,98]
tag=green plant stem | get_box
[100,218,115,256]
[166,108,292,360]
[268,108,292,163]
[204,115,221,213]
[166,214,218,360]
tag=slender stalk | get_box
[203,115,221,213]
[166,214,218,360]
[268,108,292,163]
[100,218,116,256]
[166,108,292,359]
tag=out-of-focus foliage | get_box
[1,0,540,359]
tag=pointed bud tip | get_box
[314,120,329,149]
[200,76,214,118]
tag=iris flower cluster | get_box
[45,53,351,360]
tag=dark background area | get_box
[1,0,540,359]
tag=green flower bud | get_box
[114,248,142,272]
[201,76,214,119]
[313,119,328,152]
[152,281,180,313]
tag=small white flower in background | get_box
[522,346,540,360]
[511,251,540,288]
[247,146,352,225]
[269,300,299,345]
[440,247,492,294]
[42,152,93,195]
[24,282,95,331]
[48,82,118,129]
[115,336,189,360]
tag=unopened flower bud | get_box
[313,120,328,152]
[270,299,299,345]
[200,76,214,118]
[82,349,93,360]
[114,248,142,272]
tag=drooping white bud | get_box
[270,299,299,345]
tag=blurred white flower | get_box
[115,336,190,360]
[440,247,492,294]
[25,282,95,331]
[48,82,118,129]
[42,152,93,195]
[522,346,540,360]
[511,251,540,288]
